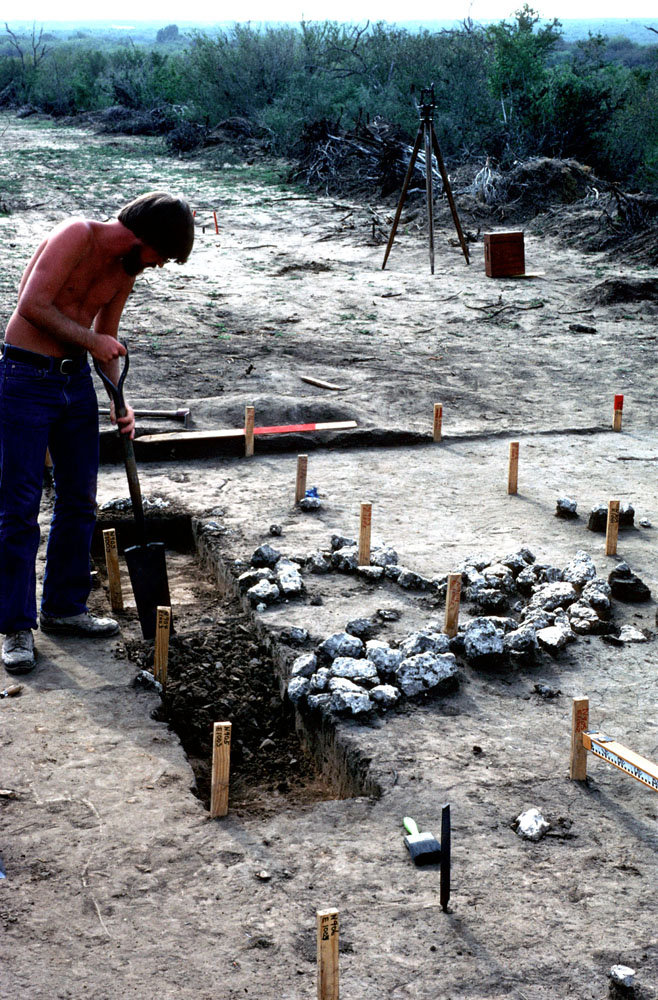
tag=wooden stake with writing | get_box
[507,441,519,495]
[102,528,123,612]
[358,502,372,565]
[316,908,339,1000]
[612,394,623,432]
[444,573,461,638]
[244,406,255,458]
[605,500,620,556]
[433,403,443,442]
[210,721,232,818]
[570,696,589,781]
[154,606,171,687]
[295,454,308,504]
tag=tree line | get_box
[2,7,658,193]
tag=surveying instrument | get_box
[382,85,470,274]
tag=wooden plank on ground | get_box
[137,420,358,445]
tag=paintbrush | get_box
[403,816,441,866]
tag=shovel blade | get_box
[124,541,172,640]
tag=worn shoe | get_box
[40,612,119,638]
[2,631,37,673]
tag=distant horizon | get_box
[4,8,658,29]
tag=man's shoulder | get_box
[50,217,95,243]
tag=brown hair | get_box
[118,191,195,263]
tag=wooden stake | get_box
[570,696,590,781]
[213,211,219,234]
[433,403,443,442]
[612,394,624,432]
[316,909,339,1000]
[444,573,461,638]
[295,454,308,504]
[507,441,519,495]
[605,499,620,556]
[210,721,232,818]
[102,528,123,612]
[244,405,255,457]
[154,606,171,687]
[358,502,372,565]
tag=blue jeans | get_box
[0,356,99,633]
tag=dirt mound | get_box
[589,276,658,304]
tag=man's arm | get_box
[16,221,126,364]
[94,286,136,438]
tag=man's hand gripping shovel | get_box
[94,347,172,640]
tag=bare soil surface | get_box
[2,116,658,1000]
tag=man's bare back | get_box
[6,217,166,365]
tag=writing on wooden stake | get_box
[605,499,620,556]
[444,573,461,637]
[612,394,624,432]
[316,908,339,1000]
[244,405,255,458]
[433,403,443,442]
[295,454,308,504]
[210,721,232,818]
[508,441,519,495]
[103,528,123,612]
[358,502,372,565]
[154,606,171,687]
[570,696,589,781]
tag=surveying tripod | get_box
[382,86,470,273]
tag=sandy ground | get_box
[1,116,658,1000]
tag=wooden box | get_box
[484,231,525,277]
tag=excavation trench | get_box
[91,511,381,816]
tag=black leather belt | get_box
[1,343,87,374]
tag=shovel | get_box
[94,349,172,640]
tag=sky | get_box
[8,1,658,26]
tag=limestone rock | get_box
[370,684,400,708]
[328,677,372,715]
[556,496,578,519]
[290,652,317,678]
[398,630,451,658]
[330,656,380,686]
[365,640,403,677]
[527,581,578,612]
[345,617,378,640]
[251,544,282,568]
[608,562,651,602]
[514,807,550,841]
[287,676,310,704]
[396,651,458,697]
[370,544,399,567]
[462,618,505,665]
[331,546,359,572]
[562,550,597,587]
[318,631,364,662]
[536,621,575,652]
[309,667,331,692]
[247,579,280,605]
[275,559,304,597]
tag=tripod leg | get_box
[424,122,435,275]
[382,127,424,270]
[430,128,470,265]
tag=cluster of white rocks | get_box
[287,626,458,717]
[277,538,651,720]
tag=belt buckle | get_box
[59,358,76,374]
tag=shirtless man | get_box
[0,191,194,673]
